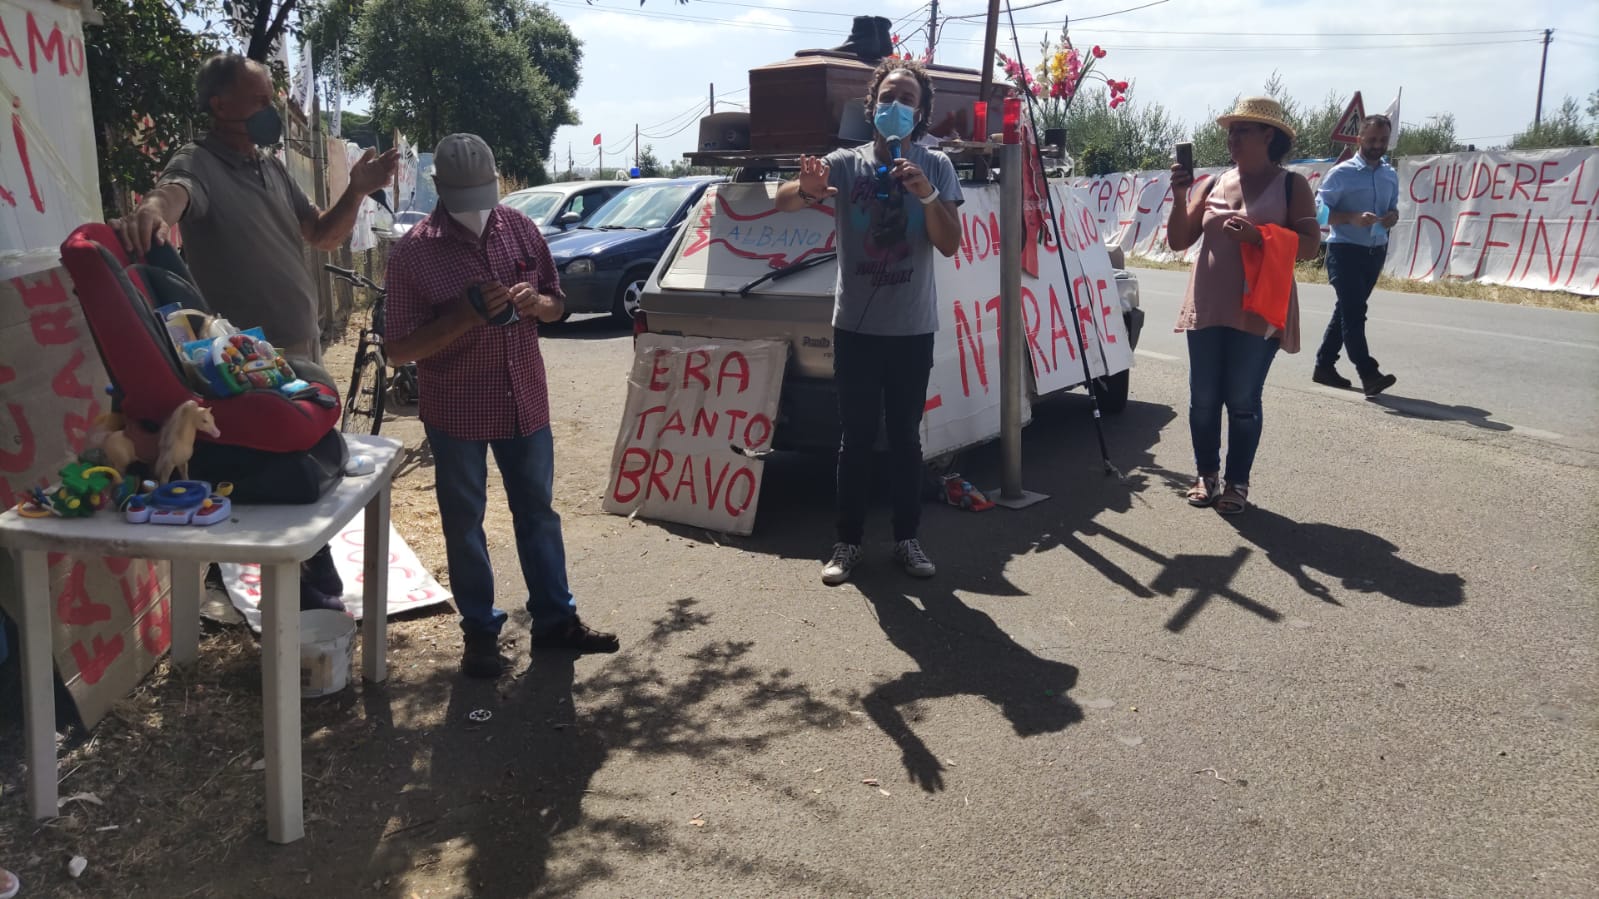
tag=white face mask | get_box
[450,209,493,236]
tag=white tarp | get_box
[220,510,451,633]
[0,0,103,276]
[603,335,787,536]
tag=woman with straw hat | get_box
[1166,96,1321,514]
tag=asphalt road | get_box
[1129,267,1599,452]
[80,289,1593,898]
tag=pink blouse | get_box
[1174,168,1303,354]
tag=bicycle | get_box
[325,264,419,436]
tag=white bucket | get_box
[300,610,357,698]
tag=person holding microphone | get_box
[774,57,963,585]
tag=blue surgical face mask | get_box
[873,101,917,141]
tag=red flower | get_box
[1092,45,1106,58]
[892,33,901,44]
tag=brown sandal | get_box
[1216,483,1249,515]
[1186,476,1219,507]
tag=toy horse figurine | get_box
[153,400,220,484]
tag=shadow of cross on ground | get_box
[1083,467,1467,632]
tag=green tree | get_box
[1060,89,1182,175]
[1394,114,1460,158]
[1510,96,1594,149]
[637,144,664,177]
[86,0,219,217]
[319,110,378,148]
[333,0,583,184]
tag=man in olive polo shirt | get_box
[112,52,397,611]
[113,52,397,363]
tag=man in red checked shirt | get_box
[384,133,620,678]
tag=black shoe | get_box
[462,632,507,679]
[1362,372,1398,397]
[299,580,347,613]
[531,617,620,655]
[303,544,344,598]
[1312,365,1353,389]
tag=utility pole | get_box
[635,123,640,171]
[1534,28,1552,127]
[709,82,716,115]
[927,0,938,62]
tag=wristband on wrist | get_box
[917,186,941,206]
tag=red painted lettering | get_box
[691,408,719,437]
[1408,215,1445,279]
[716,352,750,395]
[57,562,111,625]
[633,404,666,440]
[138,596,171,655]
[682,349,710,390]
[648,350,671,391]
[723,466,757,517]
[26,12,66,76]
[0,15,19,70]
[672,454,697,505]
[12,102,41,213]
[702,457,731,509]
[611,447,652,503]
[647,448,674,500]
[69,635,124,685]
[1474,213,1519,279]
[660,410,686,437]
[722,408,749,441]
[743,412,773,449]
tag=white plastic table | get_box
[0,434,402,844]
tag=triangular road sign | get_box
[1331,91,1366,144]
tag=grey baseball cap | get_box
[431,134,499,212]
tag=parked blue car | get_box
[545,176,725,324]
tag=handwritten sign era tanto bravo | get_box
[604,335,788,536]
[1065,147,1598,298]
[0,268,173,728]
[0,0,102,267]
[657,183,1131,466]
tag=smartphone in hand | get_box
[1175,141,1194,177]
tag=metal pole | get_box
[987,140,1047,508]
[710,82,716,115]
[977,0,1001,104]
[999,140,1023,498]
[635,123,640,170]
[927,0,938,61]
[1534,28,1552,127]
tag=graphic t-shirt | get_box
[824,143,963,336]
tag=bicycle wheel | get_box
[342,346,387,436]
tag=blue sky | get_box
[330,0,1597,170]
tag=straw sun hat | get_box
[1216,96,1296,142]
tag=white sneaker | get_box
[895,539,937,578]
[822,542,863,586]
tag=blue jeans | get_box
[1317,242,1387,377]
[425,424,578,638]
[1186,327,1280,487]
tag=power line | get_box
[998,25,1548,37]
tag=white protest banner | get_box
[603,335,787,535]
[348,142,378,253]
[0,0,103,276]
[396,134,418,211]
[1386,148,1599,296]
[219,510,450,633]
[0,268,171,728]
[1069,162,1336,263]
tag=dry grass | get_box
[1130,257,1599,314]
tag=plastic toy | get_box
[14,464,125,518]
[184,329,297,396]
[153,400,220,484]
[145,482,231,526]
[942,474,995,512]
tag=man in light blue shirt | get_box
[1315,114,1400,396]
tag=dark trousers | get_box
[1186,327,1280,486]
[1317,242,1388,377]
[834,328,935,545]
